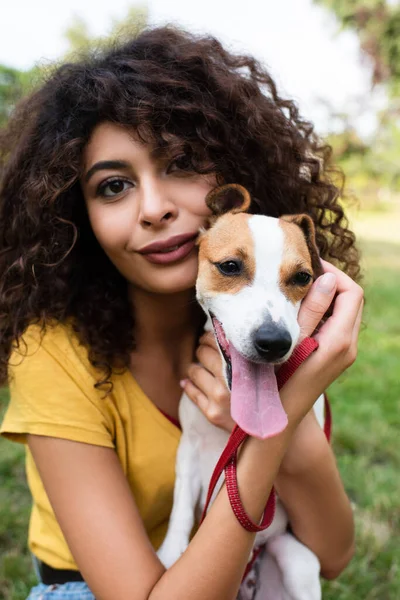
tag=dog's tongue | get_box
[230,345,288,439]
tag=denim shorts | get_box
[26,556,95,600]
[27,550,265,599]
[26,582,95,600]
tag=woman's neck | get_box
[129,286,203,357]
[128,287,204,417]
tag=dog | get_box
[157,184,325,600]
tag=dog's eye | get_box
[216,260,242,276]
[292,271,312,286]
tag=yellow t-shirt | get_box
[0,322,181,570]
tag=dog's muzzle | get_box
[253,321,292,362]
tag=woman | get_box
[0,25,363,599]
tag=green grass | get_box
[0,210,399,599]
[320,220,400,599]
[0,389,37,599]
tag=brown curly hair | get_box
[0,25,360,388]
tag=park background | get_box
[0,0,399,598]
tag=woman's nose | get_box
[138,181,177,227]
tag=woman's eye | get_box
[216,260,243,276]
[167,154,193,173]
[291,271,312,286]
[97,178,132,198]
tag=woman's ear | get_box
[205,184,251,216]
[281,214,323,279]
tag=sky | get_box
[0,0,385,136]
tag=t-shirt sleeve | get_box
[0,325,115,448]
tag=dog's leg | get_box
[157,429,201,568]
[241,548,285,600]
[263,532,321,600]
[313,394,325,430]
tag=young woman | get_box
[0,26,363,600]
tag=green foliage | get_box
[314,1,400,203]
[0,4,148,127]
[0,66,28,128]
[63,5,148,58]
[314,0,400,93]
[327,115,400,199]
[0,389,37,599]
[321,223,400,598]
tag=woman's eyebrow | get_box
[84,160,131,183]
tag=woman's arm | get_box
[28,416,297,600]
[274,410,355,579]
[272,260,360,579]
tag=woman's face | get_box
[81,122,215,295]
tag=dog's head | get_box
[196,184,322,438]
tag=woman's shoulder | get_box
[18,319,83,351]
[11,320,95,379]
[7,320,107,404]
[3,320,116,447]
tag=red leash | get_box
[200,337,331,532]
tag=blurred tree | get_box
[313,0,400,202]
[328,116,400,202]
[0,65,22,127]
[0,64,43,127]
[0,65,32,127]
[313,0,400,95]
[64,4,148,56]
[0,4,148,126]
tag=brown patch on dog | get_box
[279,218,315,304]
[197,212,255,296]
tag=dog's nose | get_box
[254,325,292,361]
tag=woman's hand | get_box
[281,259,364,425]
[300,259,364,386]
[180,333,235,432]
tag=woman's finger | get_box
[347,298,364,364]
[186,363,215,395]
[186,363,230,406]
[315,272,364,348]
[297,271,337,339]
[352,298,364,343]
[182,365,234,431]
[195,342,225,380]
[182,379,210,414]
[199,330,219,351]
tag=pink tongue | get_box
[230,345,288,439]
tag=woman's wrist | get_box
[277,409,327,477]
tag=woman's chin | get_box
[128,260,199,295]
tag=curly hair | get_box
[0,25,360,388]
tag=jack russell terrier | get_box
[157,184,326,600]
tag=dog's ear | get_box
[206,184,251,216]
[281,214,323,279]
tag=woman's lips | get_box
[140,237,197,265]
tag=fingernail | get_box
[317,272,336,294]
[179,379,188,388]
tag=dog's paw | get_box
[157,534,189,569]
[267,534,321,600]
